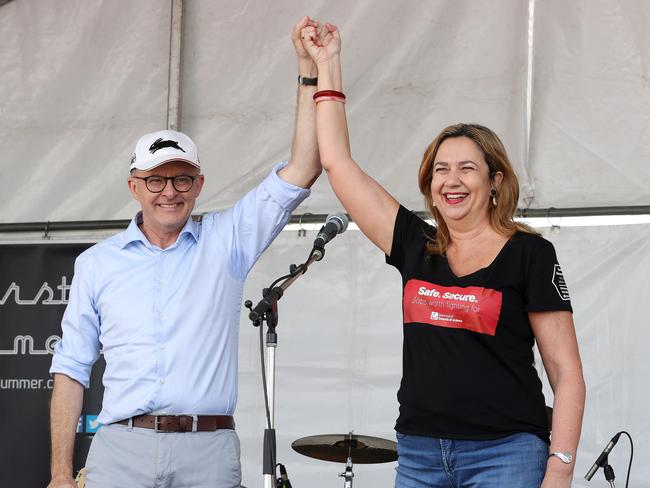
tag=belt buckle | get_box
[191,415,198,432]
[154,415,163,433]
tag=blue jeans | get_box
[395,432,547,488]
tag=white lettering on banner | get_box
[441,292,477,302]
[418,286,477,302]
[418,286,440,297]
[0,334,104,356]
[0,334,61,355]
[0,277,71,306]
[430,311,462,323]
[0,377,54,390]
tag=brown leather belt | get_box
[116,414,235,432]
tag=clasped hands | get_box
[292,16,341,66]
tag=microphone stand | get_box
[585,431,634,488]
[602,456,616,488]
[245,247,325,488]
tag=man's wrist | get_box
[298,59,316,78]
[51,460,74,478]
[298,75,318,86]
[50,472,74,483]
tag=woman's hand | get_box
[540,468,573,488]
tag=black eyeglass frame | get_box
[131,175,198,193]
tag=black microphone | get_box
[584,432,622,481]
[313,213,349,249]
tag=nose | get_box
[444,167,462,186]
[160,178,178,197]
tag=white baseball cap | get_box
[130,129,200,172]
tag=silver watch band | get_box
[548,451,574,464]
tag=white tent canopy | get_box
[1,1,648,486]
[4,0,648,223]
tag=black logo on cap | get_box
[149,138,186,154]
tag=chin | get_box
[154,215,186,229]
[440,210,470,222]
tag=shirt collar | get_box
[120,212,200,249]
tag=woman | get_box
[300,21,585,488]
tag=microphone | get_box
[584,432,621,481]
[313,213,349,249]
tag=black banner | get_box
[0,243,104,487]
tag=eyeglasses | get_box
[131,175,198,193]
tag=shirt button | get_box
[160,378,165,384]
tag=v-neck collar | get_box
[441,233,516,283]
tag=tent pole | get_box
[167,0,184,131]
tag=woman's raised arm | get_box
[301,22,399,255]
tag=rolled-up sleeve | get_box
[218,161,311,279]
[264,160,312,212]
[49,250,101,388]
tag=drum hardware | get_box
[292,431,397,487]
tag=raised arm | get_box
[277,16,323,189]
[300,22,399,255]
[48,373,84,488]
[530,311,586,488]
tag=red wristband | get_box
[313,90,346,101]
[314,96,346,104]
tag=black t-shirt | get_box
[386,205,572,442]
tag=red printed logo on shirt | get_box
[403,279,503,336]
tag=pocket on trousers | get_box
[215,430,241,478]
[84,429,102,469]
[228,431,241,459]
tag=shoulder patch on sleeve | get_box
[552,264,571,301]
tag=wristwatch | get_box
[548,451,573,464]
[298,75,318,86]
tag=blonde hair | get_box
[417,123,536,254]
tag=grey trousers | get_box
[84,423,242,488]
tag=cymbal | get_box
[291,433,397,464]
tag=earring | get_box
[490,188,497,207]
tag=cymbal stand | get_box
[338,431,355,488]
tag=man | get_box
[48,17,322,488]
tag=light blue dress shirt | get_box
[50,162,309,424]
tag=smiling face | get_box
[128,160,204,245]
[430,136,502,228]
